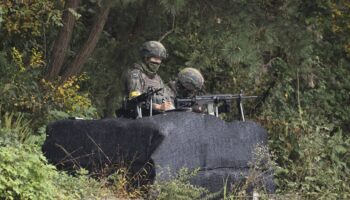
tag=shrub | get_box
[0,112,107,200]
[259,59,350,198]
[0,145,108,200]
[0,145,58,200]
[150,168,208,200]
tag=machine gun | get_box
[123,87,162,118]
[175,90,258,121]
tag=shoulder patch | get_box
[131,71,139,79]
[129,69,141,79]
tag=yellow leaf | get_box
[58,87,64,96]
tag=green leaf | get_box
[334,145,347,154]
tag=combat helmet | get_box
[178,67,204,91]
[139,41,168,59]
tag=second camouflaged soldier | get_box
[122,41,174,117]
[167,67,205,112]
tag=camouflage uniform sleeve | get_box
[163,83,176,105]
[124,68,143,97]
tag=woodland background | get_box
[0,0,349,199]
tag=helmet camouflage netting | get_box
[178,67,204,91]
[139,41,168,59]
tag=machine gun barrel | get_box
[175,92,259,121]
[193,94,258,101]
[176,94,258,106]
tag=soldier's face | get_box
[148,57,162,64]
[177,82,195,98]
[144,56,162,73]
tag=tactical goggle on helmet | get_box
[178,67,204,91]
[139,41,168,60]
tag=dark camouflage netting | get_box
[42,111,274,194]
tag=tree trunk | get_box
[46,0,80,81]
[61,4,111,82]
[130,0,149,36]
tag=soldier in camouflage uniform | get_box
[123,41,174,114]
[167,67,205,112]
[168,68,234,115]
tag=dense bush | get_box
[0,145,58,200]
[0,48,97,129]
[0,145,107,200]
[0,112,107,200]
[260,59,350,198]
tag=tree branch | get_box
[159,14,176,42]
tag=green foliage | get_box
[159,0,186,15]
[260,58,350,198]
[52,169,107,200]
[41,75,98,120]
[0,145,107,200]
[0,0,350,198]
[106,167,147,199]
[0,48,97,128]
[295,131,350,199]
[0,0,98,126]
[221,144,277,199]
[151,168,208,200]
[0,145,57,200]
[0,0,62,63]
[269,123,350,199]
[0,112,32,146]
[0,48,45,115]
[0,112,108,200]
[0,0,61,36]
